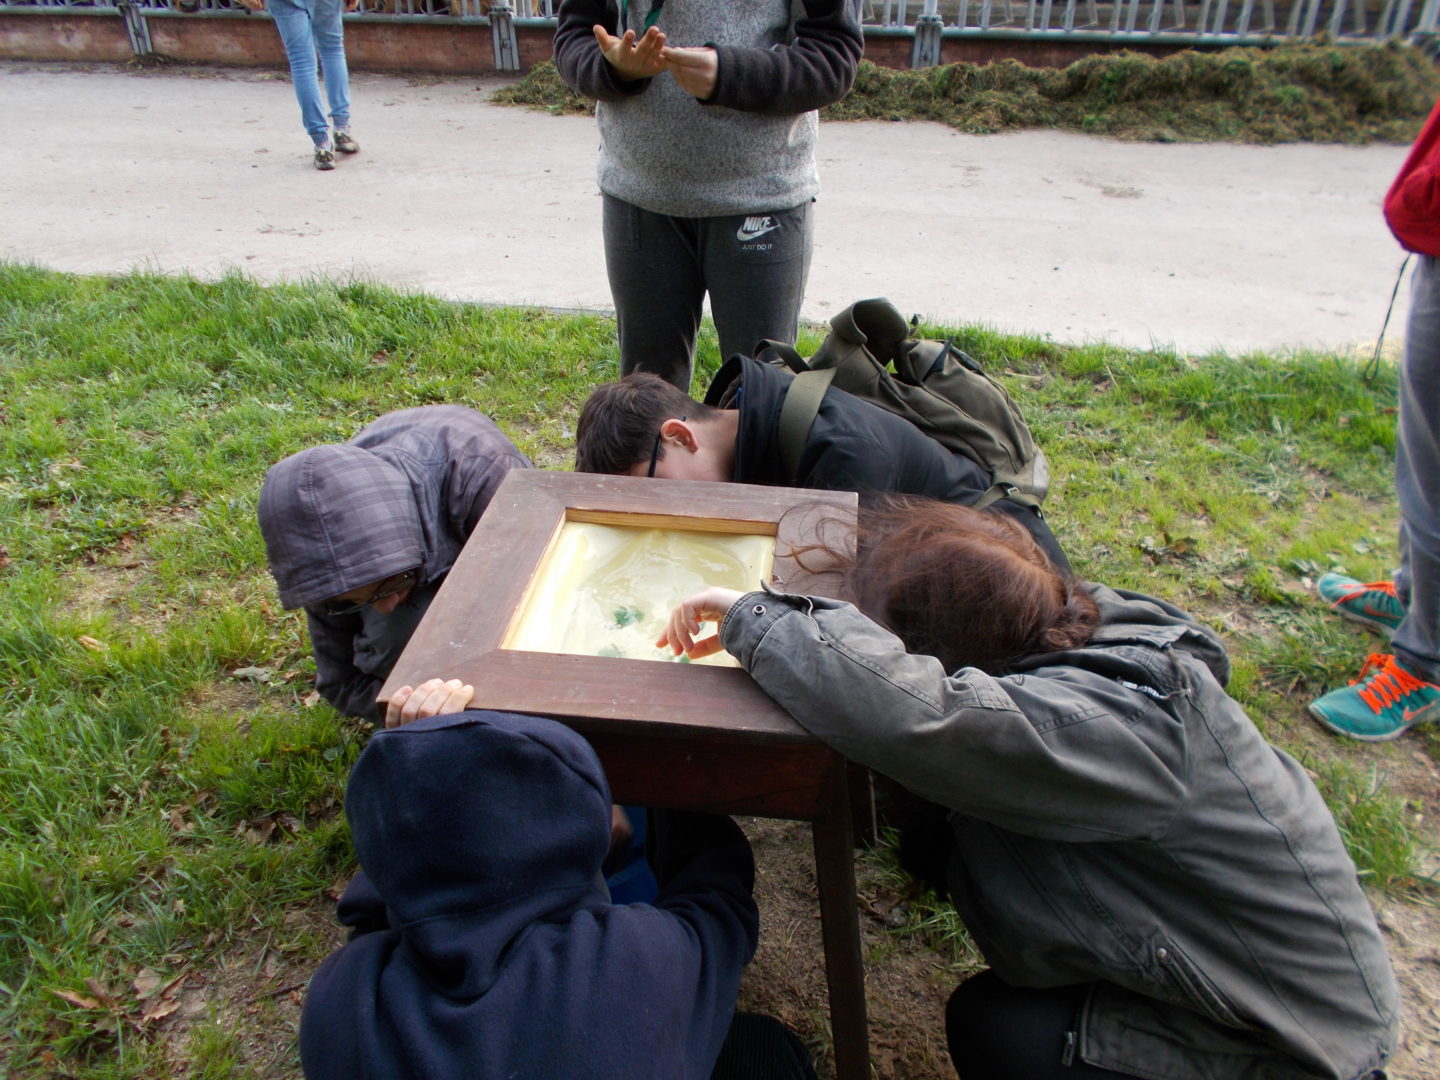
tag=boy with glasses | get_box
[258,405,531,726]
[575,367,1071,572]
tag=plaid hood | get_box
[259,443,424,611]
[258,405,531,610]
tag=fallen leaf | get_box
[239,818,277,845]
[303,690,322,708]
[141,995,182,1023]
[166,806,195,834]
[51,989,101,1009]
[132,970,164,1000]
[84,977,114,1005]
[77,635,108,652]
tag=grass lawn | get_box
[0,263,1434,1077]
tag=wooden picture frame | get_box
[376,470,872,1077]
[379,470,857,745]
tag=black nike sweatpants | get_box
[602,192,813,394]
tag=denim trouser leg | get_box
[310,0,351,130]
[1392,254,1440,683]
[267,0,340,145]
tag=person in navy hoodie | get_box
[299,699,815,1080]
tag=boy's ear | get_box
[659,417,700,453]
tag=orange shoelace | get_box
[1351,652,1430,713]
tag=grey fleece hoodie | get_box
[720,584,1399,1080]
[258,406,530,724]
[554,0,864,218]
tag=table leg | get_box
[846,762,876,847]
[812,789,869,1080]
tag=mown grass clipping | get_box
[493,40,1440,143]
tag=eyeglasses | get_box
[316,568,420,617]
[646,415,685,479]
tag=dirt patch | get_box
[1375,898,1440,1079]
[126,811,1438,1080]
[738,818,963,1078]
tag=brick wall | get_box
[0,12,1192,72]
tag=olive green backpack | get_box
[757,297,1050,511]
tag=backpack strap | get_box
[756,339,810,374]
[777,368,835,483]
[974,482,1043,514]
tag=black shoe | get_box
[314,146,336,171]
[333,130,360,154]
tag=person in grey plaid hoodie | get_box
[258,405,531,726]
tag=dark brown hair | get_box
[574,373,719,475]
[838,497,1098,674]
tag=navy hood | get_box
[301,710,760,1080]
[348,709,612,969]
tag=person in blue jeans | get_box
[1309,254,1440,740]
[238,0,360,170]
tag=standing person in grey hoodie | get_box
[554,0,865,393]
[257,405,531,726]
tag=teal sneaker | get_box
[1317,573,1404,634]
[1308,652,1440,741]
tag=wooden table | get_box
[379,471,870,1080]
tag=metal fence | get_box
[4,0,1437,61]
[0,0,549,16]
[870,0,1438,37]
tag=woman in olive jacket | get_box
[661,498,1399,1080]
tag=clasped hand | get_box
[592,25,718,100]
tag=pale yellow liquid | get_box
[504,521,775,666]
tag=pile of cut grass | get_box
[493,40,1440,142]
